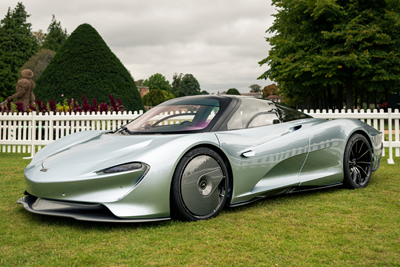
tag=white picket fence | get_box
[0,108,399,164]
[0,110,143,158]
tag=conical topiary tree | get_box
[35,23,144,111]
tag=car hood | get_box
[25,131,178,182]
[42,133,156,169]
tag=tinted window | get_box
[227,98,280,130]
[275,104,312,122]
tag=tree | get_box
[259,0,400,110]
[0,3,39,101]
[226,88,241,95]
[162,90,175,101]
[172,72,183,97]
[262,84,279,98]
[201,90,209,95]
[19,49,55,81]
[249,84,261,93]
[42,15,68,52]
[35,23,144,111]
[178,74,201,96]
[142,89,166,106]
[136,79,144,86]
[142,73,172,93]
[32,29,45,46]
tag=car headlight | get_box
[96,162,145,174]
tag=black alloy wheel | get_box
[343,134,373,189]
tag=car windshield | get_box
[119,99,221,134]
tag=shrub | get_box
[1,94,125,115]
[226,88,241,95]
[142,89,166,106]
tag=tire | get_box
[343,134,373,189]
[170,147,229,221]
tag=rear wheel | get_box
[170,147,228,221]
[343,134,373,189]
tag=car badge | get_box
[40,169,48,172]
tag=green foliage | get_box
[142,73,172,93]
[35,23,144,111]
[259,0,400,109]
[41,15,68,52]
[201,90,209,95]
[263,84,279,98]
[226,88,241,95]
[171,73,202,97]
[0,2,39,100]
[172,72,183,97]
[19,49,55,81]
[178,74,201,97]
[142,89,166,106]
[249,84,261,93]
[162,90,175,101]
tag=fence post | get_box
[380,109,385,157]
[31,112,37,158]
[395,109,399,157]
[49,111,54,143]
[388,108,394,164]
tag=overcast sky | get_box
[1,0,276,94]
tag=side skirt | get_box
[226,196,265,208]
[287,182,343,194]
[227,182,343,208]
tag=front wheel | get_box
[170,147,229,221]
[343,134,373,189]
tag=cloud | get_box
[1,0,276,93]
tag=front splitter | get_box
[17,195,171,223]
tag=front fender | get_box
[104,133,221,219]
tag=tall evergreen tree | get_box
[35,23,144,111]
[0,3,39,101]
[42,15,68,52]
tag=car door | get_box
[215,99,310,205]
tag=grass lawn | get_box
[0,152,399,266]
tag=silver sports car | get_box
[18,95,383,222]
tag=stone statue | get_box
[8,69,36,108]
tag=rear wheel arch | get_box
[350,130,374,150]
[346,129,375,167]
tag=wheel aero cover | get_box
[180,155,225,216]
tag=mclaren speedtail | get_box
[18,95,383,222]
